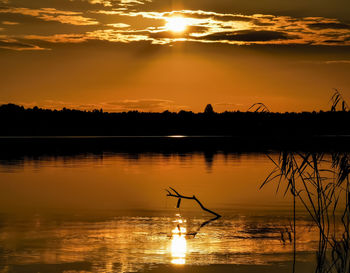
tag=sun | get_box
[165,16,188,33]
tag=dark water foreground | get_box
[1,137,348,273]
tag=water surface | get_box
[0,152,317,273]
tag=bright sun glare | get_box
[171,215,187,265]
[165,17,188,33]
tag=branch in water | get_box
[186,216,221,237]
[166,187,221,218]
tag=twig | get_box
[166,187,221,218]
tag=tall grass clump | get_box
[261,90,350,273]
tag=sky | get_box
[0,0,350,112]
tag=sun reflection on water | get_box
[171,214,187,265]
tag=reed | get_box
[248,102,270,113]
[261,90,350,273]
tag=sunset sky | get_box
[1,0,350,112]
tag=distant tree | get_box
[178,110,189,115]
[0,103,24,112]
[204,104,214,114]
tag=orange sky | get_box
[0,0,350,112]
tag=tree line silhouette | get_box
[1,103,350,136]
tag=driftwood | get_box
[166,187,221,237]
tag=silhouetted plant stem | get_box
[263,151,350,273]
[260,90,350,273]
[293,176,296,273]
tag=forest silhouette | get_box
[1,103,350,137]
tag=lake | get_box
[0,150,321,273]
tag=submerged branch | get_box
[166,187,221,218]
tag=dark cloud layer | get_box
[308,22,350,30]
[202,30,291,42]
[0,39,43,50]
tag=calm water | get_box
[0,152,318,273]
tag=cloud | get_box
[88,29,150,43]
[91,9,350,46]
[1,21,19,25]
[105,99,176,111]
[0,7,99,25]
[308,22,350,30]
[125,25,209,39]
[0,38,46,50]
[8,99,186,112]
[325,60,350,64]
[39,14,99,25]
[25,34,88,43]
[88,0,112,7]
[119,0,152,8]
[72,0,151,9]
[202,30,292,42]
[322,39,344,44]
[107,23,130,28]
[214,102,244,108]
[299,60,350,65]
